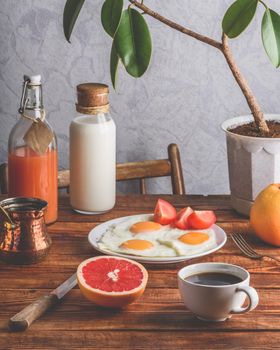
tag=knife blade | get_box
[9,273,77,332]
[51,273,77,299]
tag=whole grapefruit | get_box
[250,184,280,246]
[77,256,148,308]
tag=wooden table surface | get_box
[1,194,280,349]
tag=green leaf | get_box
[110,43,119,89]
[222,0,258,38]
[262,9,280,68]
[101,0,123,37]
[113,8,152,78]
[63,0,85,42]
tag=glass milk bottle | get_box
[8,75,58,224]
[70,83,116,214]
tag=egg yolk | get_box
[130,221,161,234]
[120,239,154,250]
[179,232,209,245]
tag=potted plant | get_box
[63,0,280,215]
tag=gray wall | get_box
[0,0,279,194]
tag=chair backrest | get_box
[0,163,8,194]
[0,143,185,195]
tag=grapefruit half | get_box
[77,256,148,308]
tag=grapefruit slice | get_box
[77,256,148,308]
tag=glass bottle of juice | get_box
[8,75,58,224]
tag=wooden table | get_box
[1,194,280,349]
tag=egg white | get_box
[158,228,217,256]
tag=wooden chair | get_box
[0,143,185,195]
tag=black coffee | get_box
[185,272,242,286]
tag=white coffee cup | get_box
[178,262,259,321]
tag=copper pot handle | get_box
[0,205,14,225]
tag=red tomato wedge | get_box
[154,199,177,225]
[174,207,193,230]
[188,210,216,229]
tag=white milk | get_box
[70,113,116,213]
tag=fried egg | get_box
[109,215,165,237]
[116,238,176,257]
[158,229,217,256]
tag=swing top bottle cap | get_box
[76,83,109,108]
[23,74,41,86]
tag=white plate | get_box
[88,214,227,264]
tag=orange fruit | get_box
[250,184,280,246]
[77,256,148,308]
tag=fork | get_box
[230,233,280,263]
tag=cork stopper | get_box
[76,83,109,114]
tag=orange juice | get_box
[8,146,58,224]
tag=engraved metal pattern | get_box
[0,197,51,264]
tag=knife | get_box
[9,273,77,332]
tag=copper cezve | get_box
[0,197,51,264]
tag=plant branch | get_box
[128,0,223,50]
[128,0,269,134]
[221,33,269,134]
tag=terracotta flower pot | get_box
[221,114,280,216]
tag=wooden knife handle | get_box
[9,294,58,331]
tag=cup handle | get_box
[230,286,259,314]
